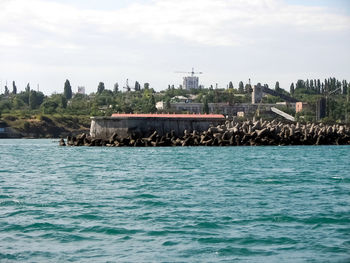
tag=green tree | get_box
[113,82,119,93]
[296,80,305,90]
[61,96,67,109]
[275,81,280,92]
[203,97,209,114]
[12,81,17,94]
[324,78,329,93]
[134,81,141,91]
[144,83,150,90]
[306,79,310,90]
[165,98,171,110]
[13,97,25,109]
[310,79,314,91]
[226,89,235,104]
[342,80,348,94]
[0,100,12,113]
[4,85,9,96]
[290,83,295,95]
[148,95,156,113]
[228,81,234,90]
[244,84,252,94]
[238,81,244,93]
[25,83,30,93]
[64,79,72,100]
[50,94,67,109]
[41,100,58,114]
[97,82,105,94]
[29,91,44,109]
[317,79,321,94]
[17,91,30,105]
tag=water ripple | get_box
[0,140,349,262]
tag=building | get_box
[252,84,263,104]
[252,84,297,104]
[77,86,85,95]
[183,76,199,90]
[295,102,309,113]
[316,98,326,120]
[91,113,225,139]
[156,101,261,116]
[237,111,245,117]
[156,101,202,113]
[276,101,296,109]
[171,96,192,103]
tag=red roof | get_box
[111,113,225,119]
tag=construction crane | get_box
[123,79,131,92]
[324,86,342,119]
[175,67,203,77]
[175,68,203,90]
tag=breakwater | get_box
[60,120,350,146]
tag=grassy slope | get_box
[1,113,90,138]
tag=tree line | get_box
[290,78,348,96]
[0,79,157,116]
[1,77,349,123]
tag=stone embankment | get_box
[59,120,350,147]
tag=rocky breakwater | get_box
[59,120,350,147]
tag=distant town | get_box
[0,71,349,138]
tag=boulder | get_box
[59,138,66,146]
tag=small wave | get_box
[302,216,350,225]
[134,193,159,199]
[0,252,19,260]
[162,241,179,246]
[136,200,167,207]
[0,199,23,206]
[198,237,240,244]
[331,176,344,180]
[148,230,168,236]
[3,222,77,233]
[72,213,104,220]
[198,236,297,246]
[239,236,298,246]
[218,246,277,256]
[183,222,222,230]
[80,226,141,235]
[39,232,96,243]
[196,222,222,229]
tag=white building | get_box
[183,76,199,90]
[77,86,85,95]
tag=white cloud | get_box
[1,0,349,49]
[0,0,349,94]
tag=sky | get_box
[0,0,349,95]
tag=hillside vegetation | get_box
[0,78,349,137]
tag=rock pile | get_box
[59,120,350,147]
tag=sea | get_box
[0,139,349,262]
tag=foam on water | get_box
[0,139,349,262]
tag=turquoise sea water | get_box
[0,139,349,262]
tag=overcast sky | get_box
[0,0,349,94]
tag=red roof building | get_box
[111,113,225,119]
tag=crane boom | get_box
[175,67,203,77]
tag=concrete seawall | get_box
[90,114,225,139]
